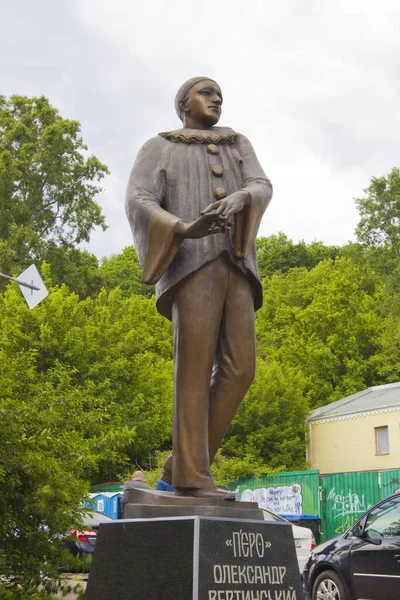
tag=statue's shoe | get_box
[175,486,236,500]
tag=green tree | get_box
[372,311,400,382]
[1,266,174,478]
[0,289,136,591]
[257,257,384,409]
[43,244,103,299]
[222,359,309,472]
[355,167,400,258]
[99,246,154,298]
[0,95,109,277]
[217,256,385,478]
[256,233,339,280]
[0,273,174,590]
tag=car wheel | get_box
[312,570,346,600]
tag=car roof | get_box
[82,510,114,527]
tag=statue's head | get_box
[175,76,223,129]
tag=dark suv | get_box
[303,493,400,600]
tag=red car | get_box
[67,511,114,559]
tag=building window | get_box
[375,426,389,455]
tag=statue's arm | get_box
[234,134,273,257]
[201,135,273,258]
[125,138,183,284]
[125,138,227,284]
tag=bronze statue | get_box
[125,77,272,499]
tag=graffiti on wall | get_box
[327,487,367,519]
[241,484,303,515]
[327,487,372,535]
[383,477,400,495]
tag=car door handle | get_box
[395,554,400,562]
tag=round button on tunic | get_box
[212,165,224,177]
[206,144,219,155]
[214,188,227,200]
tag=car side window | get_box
[364,498,400,539]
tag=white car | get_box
[262,509,316,573]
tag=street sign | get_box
[0,265,49,309]
[17,265,48,309]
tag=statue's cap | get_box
[175,76,220,120]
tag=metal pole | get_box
[0,272,40,291]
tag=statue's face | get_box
[183,80,223,127]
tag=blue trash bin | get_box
[279,513,321,543]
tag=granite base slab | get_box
[85,516,304,600]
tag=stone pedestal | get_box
[122,488,265,520]
[85,516,304,600]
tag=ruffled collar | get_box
[159,127,237,144]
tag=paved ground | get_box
[57,574,88,599]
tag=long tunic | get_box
[125,127,272,320]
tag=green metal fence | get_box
[320,471,381,540]
[379,469,400,496]
[230,468,400,542]
[231,470,320,516]
[320,469,400,540]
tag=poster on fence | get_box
[241,484,303,515]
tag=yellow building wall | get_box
[308,410,400,474]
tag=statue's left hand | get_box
[201,190,250,218]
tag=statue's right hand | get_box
[175,212,229,239]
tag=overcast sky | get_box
[2,0,400,260]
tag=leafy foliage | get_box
[219,255,386,478]
[43,244,103,299]
[355,167,400,258]
[256,257,383,407]
[0,295,130,588]
[0,95,108,277]
[223,359,309,472]
[0,275,173,591]
[211,451,274,488]
[98,246,154,298]
[256,232,339,279]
